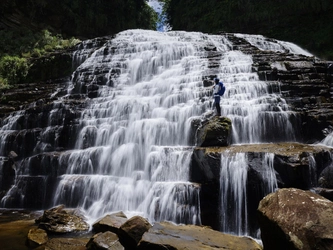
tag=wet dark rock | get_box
[202,78,214,88]
[26,152,62,176]
[318,165,333,189]
[86,231,124,250]
[118,216,152,249]
[2,175,52,209]
[0,156,16,191]
[36,205,89,234]
[0,82,61,116]
[0,81,82,160]
[190,148,220,229]
[137,221,263,250]
[258,188,333,250]
[92,212,128,234]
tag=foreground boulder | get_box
[258,188,333,250]
[92,211,128,234]
[86,231,124,250]
[35,205,89,233]
[196,116,232,147]
[137,221,262,250]
[118,216,152,249]
[27,228,48,248]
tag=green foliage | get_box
[0,77,9,90]
[0,28,80,58]
[0,56,29,85]
[0,28,80,86]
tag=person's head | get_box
[214,78,219,84]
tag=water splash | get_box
[319,131,333,147]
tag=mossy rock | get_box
[196,116,232,147]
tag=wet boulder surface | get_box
[258,188,333,250]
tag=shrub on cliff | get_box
[0,56,29,85]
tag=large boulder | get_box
[86,231,124,250]
[118,216,152,249]
[35,205,89,233]
[137,221,262,250]
[92,211,128,234]
[318,164,333,189]
[258,188,333,250]
[195,116,232,147]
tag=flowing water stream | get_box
[0,29,313,237]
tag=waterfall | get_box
[55,29,295,223]
[53,30,222,223]
[0,29,308,236]
[220,152,277,236]
[220,153,248,235]
[308,154,317,187]
[261,153,278,194]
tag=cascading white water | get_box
[220,152,277,236]
[52,29,301,224]
[262,153,278,194]
[308,154,317,187]
[53,30,230,223]
[220,153,248,235]
[219,49,296,143]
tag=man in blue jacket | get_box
[212,78,225,116]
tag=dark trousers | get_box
[214,96,221,116]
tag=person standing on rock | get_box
[212,78,225,116]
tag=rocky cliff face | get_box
[0,31,333,245]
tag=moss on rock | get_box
[196,116,232,147]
